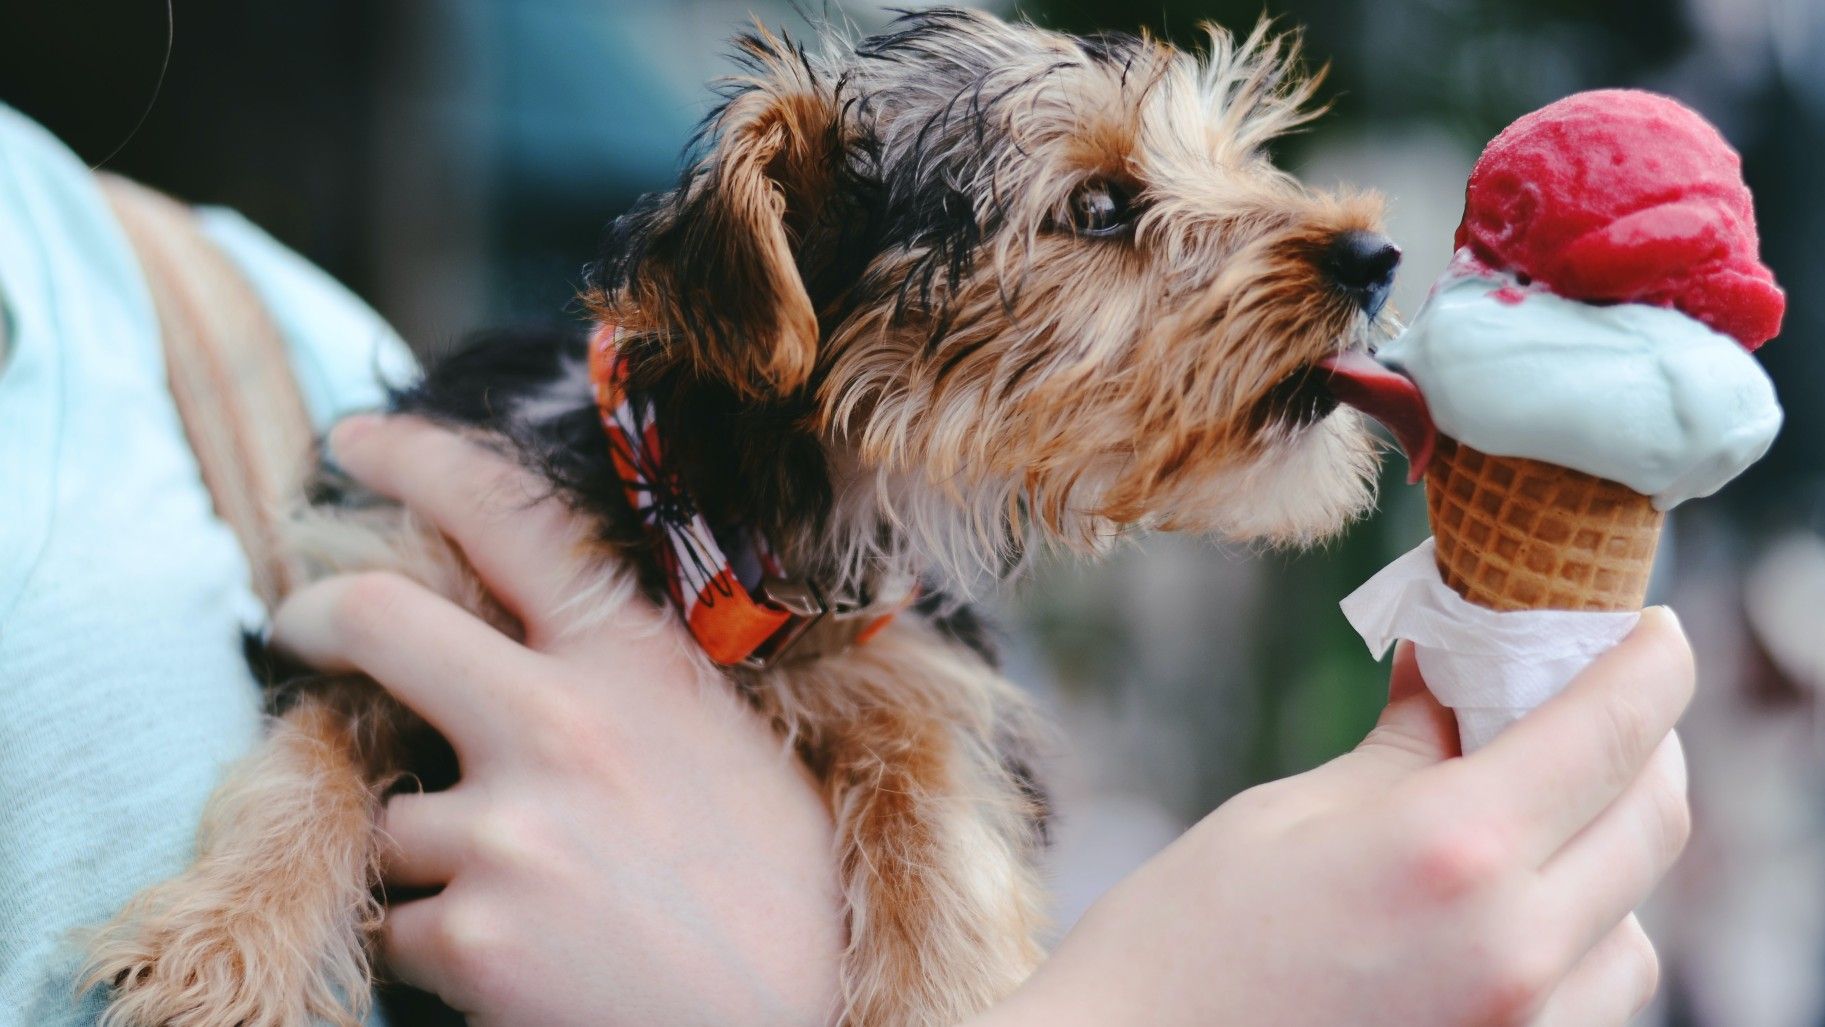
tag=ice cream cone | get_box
[1425,437,1663,613]
[1337,90,1784,753]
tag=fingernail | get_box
[1644,604,1682,634]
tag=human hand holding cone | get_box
[1329,90,1785,751]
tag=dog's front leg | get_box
[81,681,408,1027]
[766,627,1050,1027]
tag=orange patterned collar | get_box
[587,325,894,668]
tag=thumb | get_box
[1356,642,1461,768]
[1387,639,1428,703]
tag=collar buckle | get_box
[739,577,868,670]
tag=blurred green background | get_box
[6,2,1824,1022]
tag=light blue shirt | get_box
[0,104,414,1025]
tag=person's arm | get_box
[274,415,1691,1027]
[969,623,1685,1027]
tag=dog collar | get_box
[588,325,894,668]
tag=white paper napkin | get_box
[1340,539,1640,752]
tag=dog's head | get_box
[590,9,1397,589]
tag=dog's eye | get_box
[1067,180,1134,238]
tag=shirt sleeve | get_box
[193,206,420,429]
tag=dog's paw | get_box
[80,871,370,1027]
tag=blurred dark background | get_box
[7,2,1824,1023]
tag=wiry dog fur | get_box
[82,10,1396,1026]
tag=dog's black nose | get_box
[1326,230,1401,317]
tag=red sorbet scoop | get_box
[1455,89,1785,349]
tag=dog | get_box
[82,9,1398,1026]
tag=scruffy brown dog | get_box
[83,8,1399,1026]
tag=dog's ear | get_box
[593,29,843,399]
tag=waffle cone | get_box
[1425,438,1663,612]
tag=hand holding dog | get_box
[278,416,1690,1027]
[273,414,846,1027]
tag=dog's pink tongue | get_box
[1318,352,1437,484]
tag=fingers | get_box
[1387,640,1427,703]
[1354,642,1461,773]
[1530,915,1659,1027]
[328,414,587,626]
[1540,733,1690,954]
[382,898,463,1006]
[271,571,550,760]
[1463,607,1693,861]
[384,892,507,1016]
[378,791,469,890]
